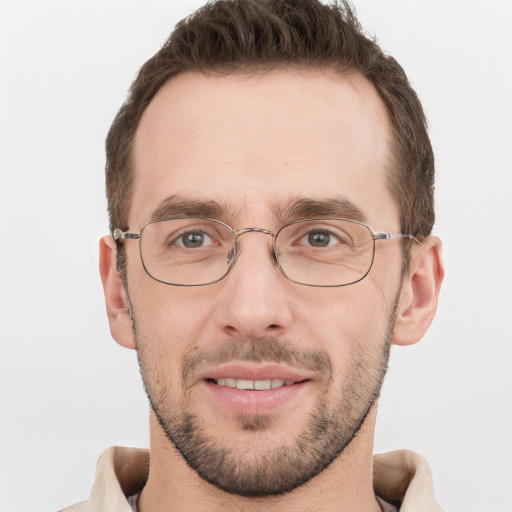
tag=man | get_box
[63,0,444,510]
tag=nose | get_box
[214,231,294,339]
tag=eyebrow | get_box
[273,196,368,223]
[151,195,241,221]
[150,194,367,225]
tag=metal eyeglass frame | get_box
[113,217,421,287]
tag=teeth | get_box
[254,379,271,390]
[215,378,295,390]
[236,379,254,390]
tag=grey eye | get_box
[176,231,213,248]
[307,231,332,247]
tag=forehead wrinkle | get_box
[150,194,243,222]
[272,196,368,223]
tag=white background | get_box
[1,1,511,510]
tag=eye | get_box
[173,230,214,248]
[300,229,344,248]
[305,230,336,247]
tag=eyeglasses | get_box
[113,217,420,287]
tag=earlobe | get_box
[99,235,136,349]
[392,236,444,346]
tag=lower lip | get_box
[202,380,310,415]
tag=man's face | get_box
[124,70,405,496]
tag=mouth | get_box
[209,378,297,390]
[199,365,312,414]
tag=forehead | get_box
[131,70,397,227]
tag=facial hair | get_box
[133,302,397,498]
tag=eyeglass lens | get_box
[139,218,375,286]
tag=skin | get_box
[100,70,444,511]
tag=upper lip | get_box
[197,363,313,383]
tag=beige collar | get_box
[62,446,444,511]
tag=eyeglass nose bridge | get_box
[234,227,274,237]
[227,227,277,267]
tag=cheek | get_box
[305,285,395,368]
[306,283,393,339]
[132,294,196,397]
[129,278,217,354]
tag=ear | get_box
[99,235,136,349]
[392,236,444,346]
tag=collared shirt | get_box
[60,446,444,511]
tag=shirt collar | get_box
[83,446,443,511]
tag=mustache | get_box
[181,337,333,383]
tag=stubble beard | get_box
[134,306,397,498]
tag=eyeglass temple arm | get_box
[113,228,140,241]
[373,232,422,245]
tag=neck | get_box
[138,407,382,512]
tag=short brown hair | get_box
[106,0,434,274]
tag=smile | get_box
[213,378,295,390]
